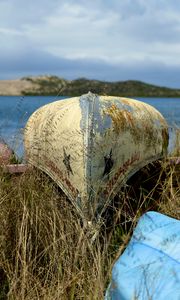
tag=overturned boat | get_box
[24,93,168,220]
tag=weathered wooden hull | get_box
[24,93,169,220]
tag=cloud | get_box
[0,0,180,87]
[1,46,180,88]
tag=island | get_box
[0,75,180,97]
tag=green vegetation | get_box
[22,76,180,97]
[0,142,179,298]
[22,76,68,96]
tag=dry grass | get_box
[0,169,112,299]
[0,146,179,299]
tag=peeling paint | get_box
[24,93,169,220]
[104,104,135,134]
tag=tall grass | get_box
[0,143,179,299]
[0,169,111,299]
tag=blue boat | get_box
[105,211,180,300]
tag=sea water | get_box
[0,96,179,158]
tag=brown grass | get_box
[0,145,179,299]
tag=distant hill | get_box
[0,75,180,97]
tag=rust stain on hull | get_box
[24,93,169,220]
[104,104,135,134]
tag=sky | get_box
[1,0,180,87]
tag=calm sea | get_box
[0,96,179,158]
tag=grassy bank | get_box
[0,151,179,299]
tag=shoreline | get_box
[1,76,180,97]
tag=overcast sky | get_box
[1,0,180,87]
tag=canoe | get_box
[24,93,169,220]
